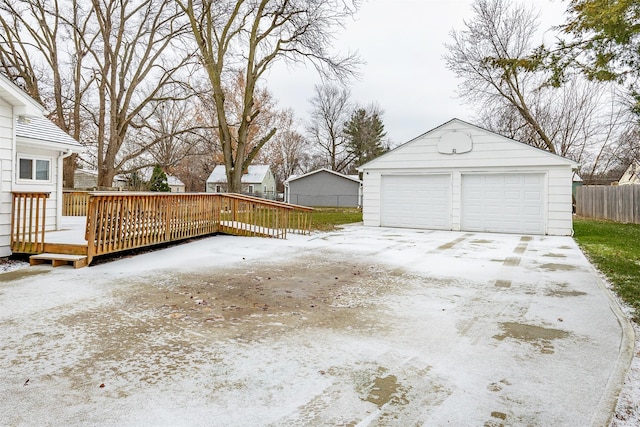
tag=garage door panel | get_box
[462,174,544,234]
[382,175,451,230]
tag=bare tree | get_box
[89,0,193,187]
[445,0,631,169]
[176,0,360,192]
[307,83,353,172]
[445,0,558,152]
[0,0,196,188]
[0,0,96,186]
[256,108,309,190]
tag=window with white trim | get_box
[18,156,51,182]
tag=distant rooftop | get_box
[206,164,271,184]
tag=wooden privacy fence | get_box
[576,185,640,224]
[63,191,90,216]
[11,192,49,253]
[85,192,313,264]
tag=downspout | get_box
[56,149,74,230]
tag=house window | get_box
[248,184,254,193]
[215,184,221,193]
[18,157,51,182]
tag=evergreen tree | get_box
[343,107,388,171]
[148,165,170,192]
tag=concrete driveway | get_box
[0,225,633,426]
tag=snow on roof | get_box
[285,168,361,184]
[206,164,271,184]
[167,175,184,187]
[15,116,82,149]
[135,167,183,186]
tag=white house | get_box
[206,164,276,199]
[167,175,185,193]
[618,161,640,185]
[358,118,577,236]
[0,73,82,256]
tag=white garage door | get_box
[381,174,451,229]
[461,173,544,234]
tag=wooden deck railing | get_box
[84,192,313,264]
[63,191,90,216]
[12,191,312,265]
[11,192,49,253]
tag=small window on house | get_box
[248,184,254,193]
[18,157,51,182]
[215,184,221,193]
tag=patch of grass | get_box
[311,207,363,232]
[573,217,640,321]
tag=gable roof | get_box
[285,168,361,184]
[16,116,82,150]
[618,160,640,184]
[206,164,272,184]
[358,118,578,170]
[0,73,44,117]
[167,175,184,187]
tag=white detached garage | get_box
[359,119,577,236]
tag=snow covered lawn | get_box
[0,226,632,425]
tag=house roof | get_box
[0,72,43,117]
[167,175,184,187]
[135,167,184,186]
[285,168,361,184]
[16,116,82,150]
[358,118,578,170]
[206,164,271,184]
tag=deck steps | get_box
[30,253,89,269]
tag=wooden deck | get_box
[13,192,313,268]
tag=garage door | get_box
[381,174,451,229]
[461,173,544,234]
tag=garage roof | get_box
[358,118,578,171]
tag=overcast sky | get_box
[266,0,569,145]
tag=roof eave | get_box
[17,136,83,153]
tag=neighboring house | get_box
[0,73,82,256]
[618,161,640,185]
[284,168,362,207]
[206,164,276,199]
[358,118,577,236]
[167,175,185,193]
[73,168,127,190]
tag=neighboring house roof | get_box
[167,175,184,187]
[358,118,578,170]
[206,164,271,184]
[285,168,361,184]
[0,72,43,117]
[618,161,640,185]
[16,116,82,150]
[573,172,583,182]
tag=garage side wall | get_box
[546,166,574,235]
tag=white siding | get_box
[14,143,59,232]
[361,120,576,236]
[0,98,13,256]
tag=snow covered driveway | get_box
[0,226,632,426]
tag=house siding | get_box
[361,120,576,236]
[13,143,59,232]
[0,98,13,256]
